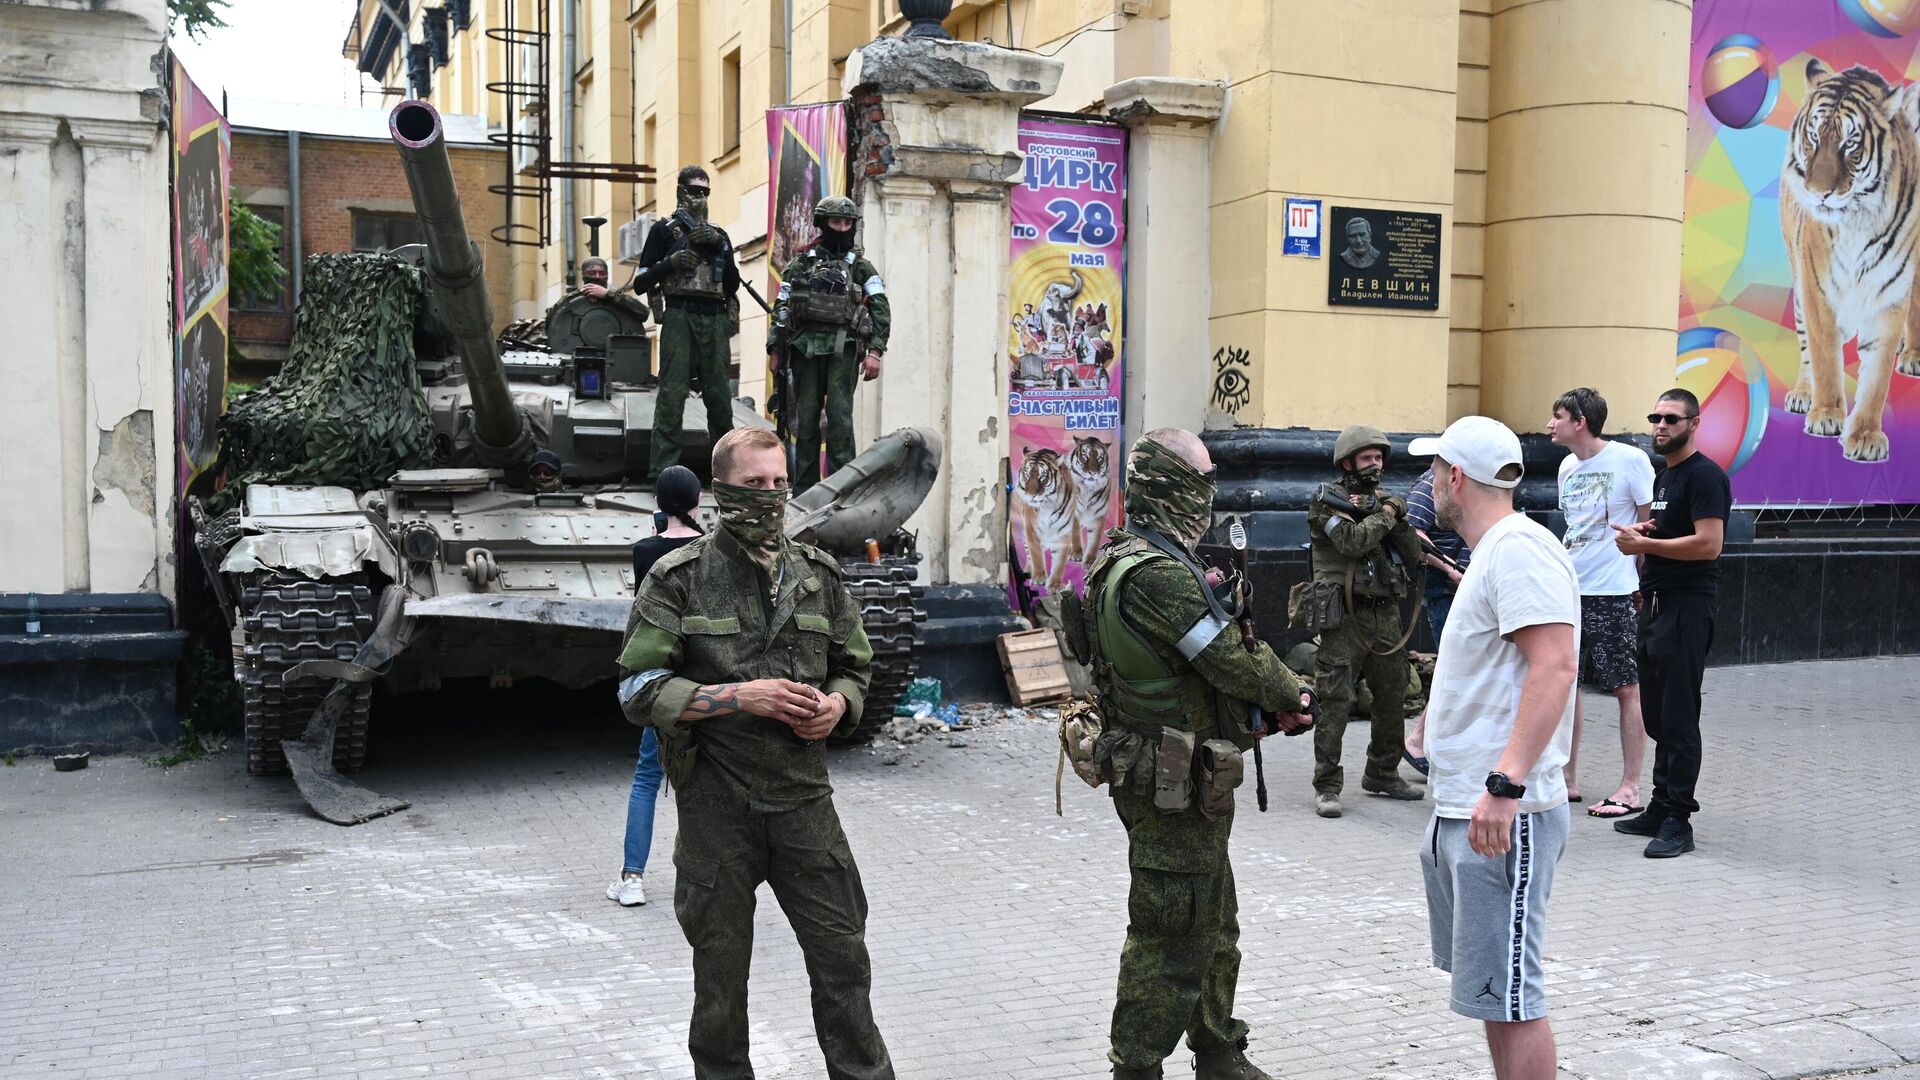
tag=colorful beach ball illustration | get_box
[1676,326,1768,475]
[1703,34,1780,129]
[1839,0,1920,38]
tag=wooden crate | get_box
[997,628,1072,706]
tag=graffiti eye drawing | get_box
[1210,346,1252,414]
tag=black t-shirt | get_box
[1639,452,1731,595]
[633,533,700,585]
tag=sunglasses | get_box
[1647,412,1696,426]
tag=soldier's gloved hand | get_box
[688,224,721,248]
[1379,495,1407,521]
[666,248,700,272]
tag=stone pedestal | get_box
[845,37,1062,587]
[1104,77,1226,434]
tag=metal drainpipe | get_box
[560,0,577,287]
[288,130,302,308]
[783,0,793,103]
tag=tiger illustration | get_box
[1781,59,1920,463]
[1015,446,1080,593]
[1066,435,1112,562]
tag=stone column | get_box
[1481,0,1690,430]
[844,38,1063,587]
[72,117,170,596]
[0,115,75,592]
[1104,77,1227,434]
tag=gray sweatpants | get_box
[1420,805,1570,1022]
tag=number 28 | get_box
[1046,198,1117,246]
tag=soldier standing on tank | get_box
[1068,428,1313,1080]
[630,165,740,483]
[614,426,893,1080]
[768,196,891,494]
[545,255,650,326]
[1307,426,1427,818]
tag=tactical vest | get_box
[1082,534,1224,740]
[660,217,727,300]
[785,253,861,328]
[1309,481,1407,600]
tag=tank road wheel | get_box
[237,573,377,777]
[837,557,927,743]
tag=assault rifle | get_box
[1226,520,1319,814]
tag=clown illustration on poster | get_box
[1007,117,1127,607]
[1681,0,1920,504]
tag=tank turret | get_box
[389,99,533,468]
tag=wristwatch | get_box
[1485,772,1526,799]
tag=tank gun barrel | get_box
[389,100,530,466]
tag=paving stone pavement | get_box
[2,656,1917,1080]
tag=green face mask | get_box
[712,481,788,566]
[1123,437,1217,551]
[1347,463,1384,490]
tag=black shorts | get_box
[1579,594,1639,692]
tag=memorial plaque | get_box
[1326,206,1441,311]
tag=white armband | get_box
[864,275,886,297]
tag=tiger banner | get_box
[170,53,230,494]
[1007,116,1127,611]
[1682,0,1920,504]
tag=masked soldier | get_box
[543,256,650,326]
[1307,425,1426,818]
[631,165,741,483]
[1066,428,1312,1080]
[768,196,891,494]
[616,426,893,1080]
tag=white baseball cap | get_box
[1408,416,1524,489]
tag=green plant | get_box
[147,642,239,768]
[230,199,287,301]
[168,0,229,39]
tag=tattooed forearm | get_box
[684,683,741,718]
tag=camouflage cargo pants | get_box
[1312,596,1410,795]
[789,343,860,494]
[1109,792,1248,1068]
[672,791,893,1080]
[652,306,735,483]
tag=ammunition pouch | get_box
[788,288,859,327]
[1196,738,1244,820]
[1289,578,1346,632]
[1153,728,1197,813]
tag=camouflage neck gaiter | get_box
[712,481,788,572]
[1124,437,1216,551]
[1344,464,1384,492]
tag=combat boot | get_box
[1362,777,1424,801]
[1112,1064,1163,1080]
[1194,1037,1273,1080]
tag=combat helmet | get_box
[1333,425,1392,468]
[813,195,860,227]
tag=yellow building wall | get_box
[1451,0,1489,423]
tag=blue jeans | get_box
[622,729,664,875]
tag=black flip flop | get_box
[1402,750,1430,776]
[1586,797,1643,819]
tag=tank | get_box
[197,100,935,815]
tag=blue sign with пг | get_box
[1283,197,1321,258]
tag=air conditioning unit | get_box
[512,116,540,175]
[618,214,658,266]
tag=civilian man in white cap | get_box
[1408,416,1580,1080]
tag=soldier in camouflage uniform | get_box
[616,426,893,1080]
[1307,425,1426,818]
[542,255,650,326]
[768,196,892,494]
[631,165,740,483]
[1069,429,1313,1080]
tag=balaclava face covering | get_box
[1123,436,1216,552]
[711,481,788,573]
[819,224,855,254]
[678,183,709,221]
[1344,460,1384,492]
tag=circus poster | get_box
[765,103,849,293]
[1683,0,1920,504]
[1008,116,1127,611]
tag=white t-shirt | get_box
[1427,513,1581,818]
[1557,439,1655,596]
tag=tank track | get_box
[237,573,377,777]
[838,557,926,742]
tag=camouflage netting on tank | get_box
[222,253,441,498]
